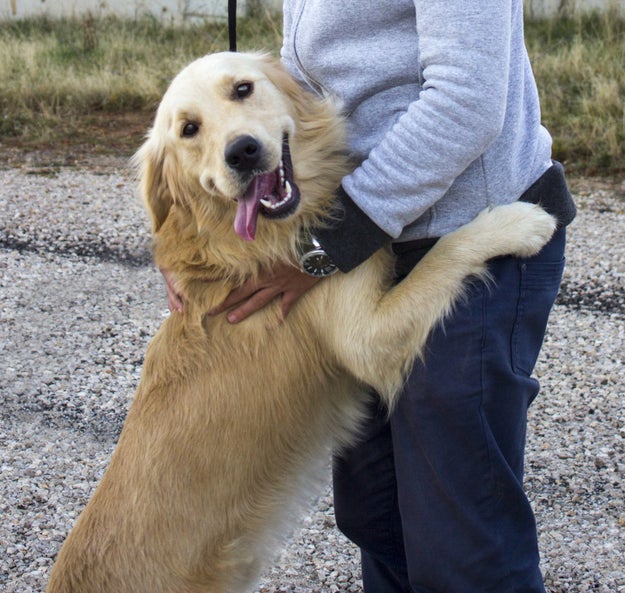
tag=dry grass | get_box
[0,14,282,141]
[525,10,625,175]
[0,11,623,176]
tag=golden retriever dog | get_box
[46,52,556,593]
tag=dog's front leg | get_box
[322,202,556,407]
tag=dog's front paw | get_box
[484,202,557,259]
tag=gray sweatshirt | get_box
[281,0,558,266]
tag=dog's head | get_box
[135,52,347,247]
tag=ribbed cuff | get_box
[314,185,392,273]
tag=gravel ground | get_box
[0,163,623,593]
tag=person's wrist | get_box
[312,185,392,273]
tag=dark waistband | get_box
[392,160,576,257]
[517,160,576,227]
[392,237,439,255]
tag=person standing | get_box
[181,1,577,590]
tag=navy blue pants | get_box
[333,227,566,593]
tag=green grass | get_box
[0,11,623,176]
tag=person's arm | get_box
[315,0,514,272]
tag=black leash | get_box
[228,0,237,52]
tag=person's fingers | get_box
[280,291,298,320]
[166,283,184,313]
[161,268,184,313]
[208,279,261,315]
[208,263,322,323]
[280,277,319,319]
[226,286,282,323]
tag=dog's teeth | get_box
[260,180,292,212]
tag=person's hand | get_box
[160,268,184,313]
[210,262,321,324]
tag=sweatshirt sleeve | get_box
[342,0,514,238]
[315,1,515,271]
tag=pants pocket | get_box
[511,257,565,377]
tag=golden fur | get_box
[46,52,556,593]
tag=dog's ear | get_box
[133,134,173,234]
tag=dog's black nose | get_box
[225,135,262,172]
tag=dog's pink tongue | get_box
[234,194,260,241]
[234,174,272,241]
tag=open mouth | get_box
[233,136,301,241]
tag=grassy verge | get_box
[0,12,623,176]
[525,10,625,175]
[0,14,282,142]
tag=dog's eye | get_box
[234,82,253,100]
[181,122,200,137]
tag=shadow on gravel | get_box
[557,280,625,318]
[0,234,152,268]
[1,233,623,317]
